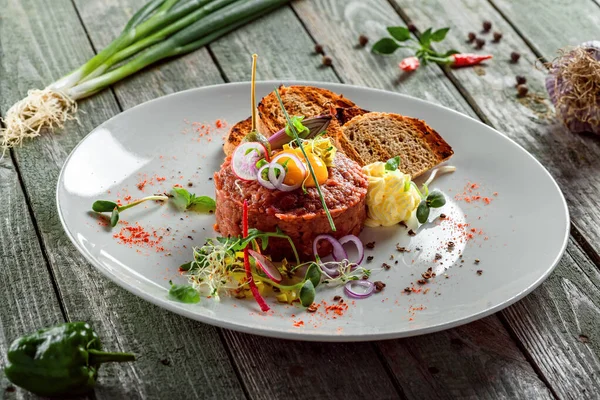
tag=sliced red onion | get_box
[257,164,276,189]
[313,234,347,261]
[338,235,364,265]
[344,280,375,299]
[248,249,282,283]
[231,142,267,181]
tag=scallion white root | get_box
[0,89,77,156]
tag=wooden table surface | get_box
[1,0,600,399]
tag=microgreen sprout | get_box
[92,186,215,227]
[170,187,216,212]
[92,195,168,227]
[274,88,336,231]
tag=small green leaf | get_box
[372,38,401,54]
[299,279,316,307]
[255,158,268,169]
[426,190,446,208]
[168,281,200,304]
[387,26,411,42]
[416,201,430,223]
[304,263,321,288]
[188,196,216,213]
[430,27,450,42]
[171,187,192,209]
[92,200,118,213]
[285,116,307,138]
[179,261,194,271]
[419,28,433,48]
[110,209,119,227]
[385,156,401,171]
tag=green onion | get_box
[1,0,290,155]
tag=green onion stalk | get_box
[0,0,290,156]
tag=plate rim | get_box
[56,80,570,342]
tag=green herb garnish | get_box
[274,88,336,231]
[285,116,308,138]
[168,280,200,304]
[385,155,401,171]
[171,187,216,212]
[92,195,168,227]
[416,190,447,223]
[372,26,459,66]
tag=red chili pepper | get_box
[243,200,270,312]
[450,53,492,67]
[399,56,420,72]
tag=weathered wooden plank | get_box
[490,0,600,60]
[0,0,245,398]
[16,0,401,398]
[0,155,66,400]
[486,0,600,258]
[208,7,400,399]
[502,238,600,399]
[380,0,600,397]
[292,0,476,117]
[285,1,552,398]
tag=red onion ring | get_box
[257,164,276,189]
[248,249,282,283]
[338,235,364,266]
[344,280,375,299]
[313,234,347,261]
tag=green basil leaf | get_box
[171,187,192,209]
[426,190,446,208]
[92,200,118,213]
[416,201,430,223]
[371,38,401,54]
[387,26,411,42]
[384,156,401,171]
[419,28,433,48]
[299,279,316,307]
[431,27,450,42]
[168,281,200,304]
[188,196,216,213]
[285,116,307,137]
[110,209,119,227]
[305,263,321,288]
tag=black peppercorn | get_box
[516,75,527,85]
[358,35,369,47]
[467,32,476,42]
[408,23,417,32]
[314,43,324,54]
[493,32,502,42]
[510,51,521,63]
[483,20,492,32]
[322,56,332,66]
[475,38,485,49]
[517,84,528,97]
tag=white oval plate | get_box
[57,81,569,341]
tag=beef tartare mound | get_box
[214,152,368,260]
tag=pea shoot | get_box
[92,186,215,227]
[92,195,168,227]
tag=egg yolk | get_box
[275,148,328,187]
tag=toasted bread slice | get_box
[335,106,369,125]
[223,85,356,155]
[257,85,356,134]
[341,112,454,178]
[223,116,252,156]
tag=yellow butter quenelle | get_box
[362,162,421,227]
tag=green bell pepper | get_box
[4,321,135,397]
